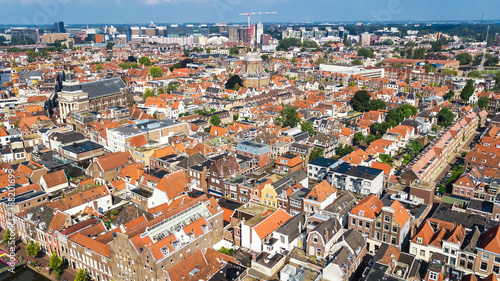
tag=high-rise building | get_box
[256,22,263,44]
[54,21,65,33]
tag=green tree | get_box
[157,87,165,95]
[167,83,180,93]
[336,143,355,157]
[357,48,374,59]
[2,229,11,244]
[229,47,239,55]
[233,114,239,122]
[444,90,455,100]
[142,88,156,100]
[149,66,162,78]
[354,132,365,145]
[478,96,489,109]
[351,59,363,65]
[460,79,474,102]
[74,269,88,281]
[153,111,157,119]
[309,147,324,162]
[455,52,472,65]
[437,107,455,127]
[261,54,269,61]
[365,134,377,145]
[210,115,221,127]
[369,99,387,111]
[300,121,315,136]
[467,70,482,78]
[49,252,63,278]
[106,42,115,50]
[275,107,300,128]
[26,240,40,256]
[139,56,152,66]
[95,64,103,70]
[351,90,371,112]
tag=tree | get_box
[225,75,243,90]
[351,59,363,65]
[354,132,365,145]
[149,66,162,78]
[357,48,374,59]
[142,88,156,100]
[444,90,455,100]
[106,42,115,50]
[455,52,472,65]
[437,107,455,127]
[351,90,371,112]
[275,107,301,128]
[74,269,88,281]
[460,79,474,102]
[153,111,157,119]
[369,99,387,111]
[365,134,377,145]
[139,56,152,66]
[309,148,324,163]
[95,64,103,70]
[233,114,239,122]
[261,54,269,61]
[336,143,354,157]
[300,121,315,136]
[478,96,489,109]
[467,70,482,78]
[26,240,40,256]
[229,47,239,56]
[2,229,11,244]
[157,87,165,95]
[210,115,221,127]
[49,252,63,278]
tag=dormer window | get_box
[417,237,423,244]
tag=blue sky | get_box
[1,0,499,25]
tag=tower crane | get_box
[238,12,277,28]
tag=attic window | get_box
[417,237,422,244]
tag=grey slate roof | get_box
[81,77,126,99]
[275,212,306,241]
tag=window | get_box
[384,224,389,231]
[365,222,370,229]
[392,226,398,233]
[495,257,500,263]
[384,216,390,222]
[313,235,318,243]
[358,220,363,227]
[316,248,322,256]
[351,219,356,225]
[420,250,425,257]
[375,232,380,240]
[483,253,490,260]
[417,237,423,244]
[391,237,397,245]
[376,222,381,228]
[429,272,438,280]
[383,234,388,242]
[444,247,449,254]
[494,266,500,275]
[481,262,488,271]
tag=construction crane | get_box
[478,25,490,72]
[238,12,278,28]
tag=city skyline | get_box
[1,0,500,25]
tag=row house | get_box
[410,220,466,267]
[401,110,487,184]
[349,194,412,253]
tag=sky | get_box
[1,0,499,26]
